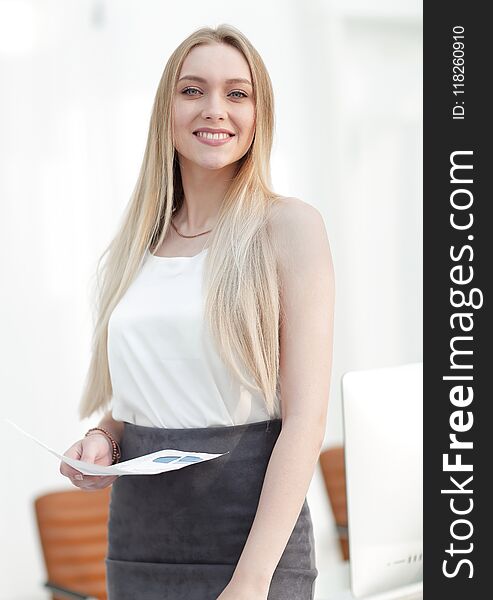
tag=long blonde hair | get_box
[79,24,283,421]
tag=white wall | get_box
[0,0,422,597]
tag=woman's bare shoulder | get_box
[268,195,324,229]
[267,196,328,264]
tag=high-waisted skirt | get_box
[105,418,318,599]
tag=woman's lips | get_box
[193,132,235,147]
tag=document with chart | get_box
[3,418,227,476]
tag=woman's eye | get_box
[182,87,201,96]
[229,90,248,99]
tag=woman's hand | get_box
[59,433,119,491]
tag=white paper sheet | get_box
[3,418,228,476]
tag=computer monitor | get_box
[342,362,423,598]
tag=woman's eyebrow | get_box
[178,75,253,87]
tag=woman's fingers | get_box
[60,462,83,478]
[59,437,117,490]
[59,442,84,478]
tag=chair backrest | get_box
[319,446,349,560]
[34,487,111,600]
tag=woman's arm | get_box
[219,199,335,597]
[97,409,125,444]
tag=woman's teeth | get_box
[195,132,232,140]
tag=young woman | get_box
[60,24,335,600]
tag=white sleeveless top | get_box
[107,247,281,428]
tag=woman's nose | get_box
[200,92,227,120]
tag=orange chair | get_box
[34,487,111,600]
[319,446,349,561]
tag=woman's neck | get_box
[176,157,237,231]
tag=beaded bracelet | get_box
[85,426,122,465]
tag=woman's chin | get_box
[193,156,235,171]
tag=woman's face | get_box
[172,42,255,172]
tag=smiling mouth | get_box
[193,131,235,140]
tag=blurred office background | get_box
[0,0,422,597]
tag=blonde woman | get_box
[60,24,334,600]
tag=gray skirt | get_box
[105,418,317,599]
